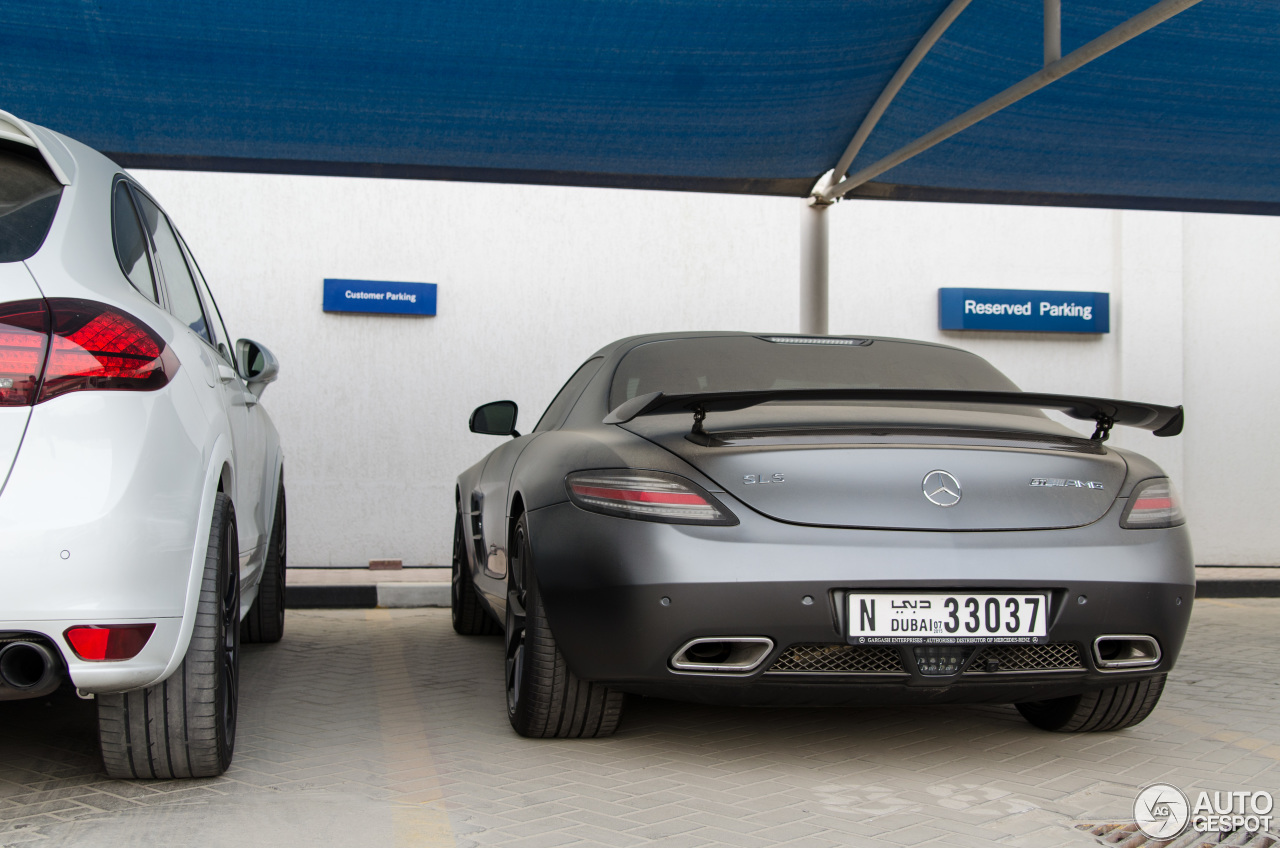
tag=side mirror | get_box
[236,338,280,399]
[470,400,519,437]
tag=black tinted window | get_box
[0,143,62,263]
[180,235,233,363]
[133,193,212,345]
[535,357,603,432]
[609,337,1021,410]
[112,182,157,302]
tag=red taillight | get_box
[1120,478,1186,529]
[0,299,49,406]
[64,624,156,661]
[570,484,707,506]
[0,298,177,406]
[566,470,738,525]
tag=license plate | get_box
[846,593,1049,644]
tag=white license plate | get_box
[847,593,1049,644]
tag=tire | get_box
[1016,674,1166,732]
[505,514,623,738]
[452,511,500,636]
[98,492,241,778]
[242,480,286,643]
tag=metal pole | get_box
[800,197,830,335]
[823,0,1203,200]
[830,0,973,182]
[1044,0,1062,65]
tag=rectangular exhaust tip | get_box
[1093,635,1161,670]
[671,637,773,674]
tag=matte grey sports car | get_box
[453,332,1190,738]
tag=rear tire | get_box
[242,480,286,644]
[1016,674,1166,732]
[98,493,241,778]
[505,514,623,738]
[452,512,500,636]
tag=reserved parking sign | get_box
[939,287,1109,333]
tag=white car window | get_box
[111,182,157,303]
[133,192,213,346]
[178,233,234,365]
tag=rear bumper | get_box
[0,389,212,694]
[526,499,1194,702]
[0,618,184,697]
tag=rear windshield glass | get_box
[0,142,63,263]
[609,336,1021,410]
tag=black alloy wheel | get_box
[504,521,528,719]
[503,514,624,737]
[218,510,240,756]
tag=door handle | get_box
[217,364,237,383]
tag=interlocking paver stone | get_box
[0,599,1277,846]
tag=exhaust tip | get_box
[1092,635,1161,670]
[671,637,773,674]
[0,641,57,690]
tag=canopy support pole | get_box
[820,0,1204,201]
[1044,0,1061,65]
[829,0,974,183]
[800,195,831,335]
[802,0,972,335]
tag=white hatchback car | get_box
[0,111,285,779]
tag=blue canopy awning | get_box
[2,0,1277,213]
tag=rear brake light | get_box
[40,299,178,402]
[64,624,156,661]
[0,299,49,406]
[1120,478,1185,529]
[0,298,178,406]
[566,470,738,525]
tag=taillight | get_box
[0,299,48,406]
[64,624,156,661]
[1120,478,1186,529]
[0,298,177,406]
[566,470,738,525]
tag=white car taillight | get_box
[0,299,47,406]
[1120,478,1185,529]
[566,470,738,525]
[0,298,178,406]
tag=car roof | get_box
[587,331,970,362]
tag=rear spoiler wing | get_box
[603,388,1183,442]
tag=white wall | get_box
[132,170,1278,566]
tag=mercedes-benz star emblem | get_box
[922,470,962,507]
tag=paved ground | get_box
[1,599,1277,847]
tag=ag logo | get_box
[922,470,961,507]
[1133,783,1190,839]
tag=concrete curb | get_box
[289,583,450,609]
[1193,579,1280,599]
[287,578,1280,609]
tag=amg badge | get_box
[1030,478,1104,489]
